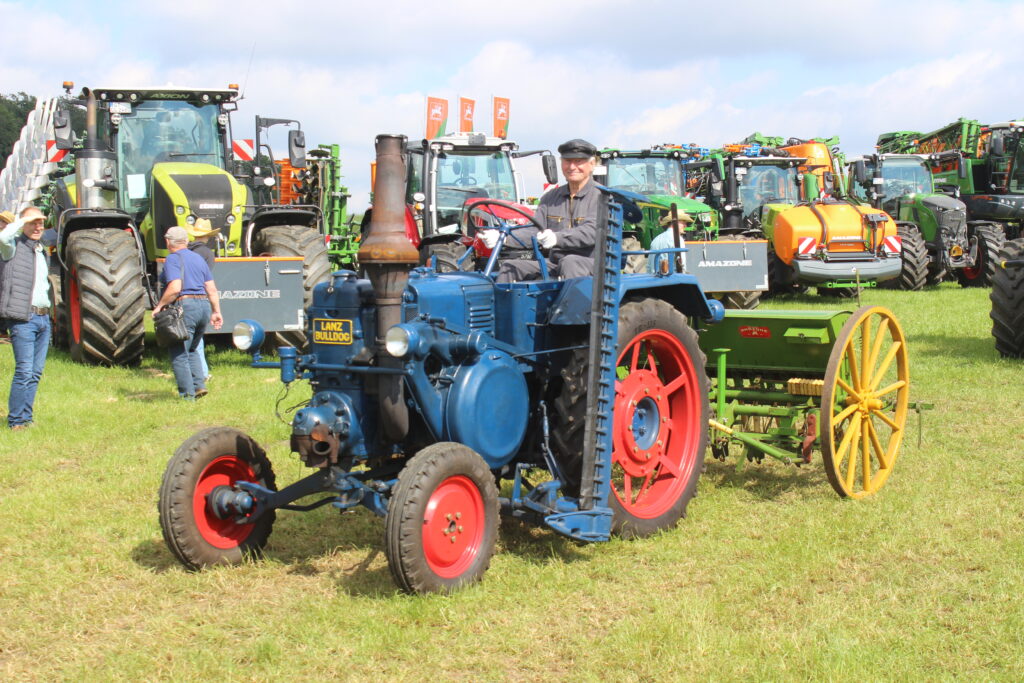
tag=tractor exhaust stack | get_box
[358,134,419,442]
[75,87,117,209]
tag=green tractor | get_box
[846,151,1002,288]
[878,119,1024,242]
[597,146,768,309]
[45,84,330,364]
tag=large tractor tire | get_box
[766,249,807,296]
[64,229,147,366]
[385,442,499,594]
[990,238,1024,358]
[552,298,708,539]
[958,222,1004,287]
[882,224,928,291]
[159,427,277,569]
[253,225,331,349]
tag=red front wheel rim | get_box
[69,269,82,343]
[612,329,701,518]
[422,475,485,578]
[193,455,259,548]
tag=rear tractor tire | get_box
[64,228,147,366]
[552,298,708,539]
[253,225,331,350]
[158,427,277,569]
[990,238,1024,358]
[385,442,499,594]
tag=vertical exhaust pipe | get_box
[75,87,116,210]
[358,134,419,442]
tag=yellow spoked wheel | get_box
[821,306,910,499]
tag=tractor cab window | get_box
[738,165,799,216]
[1008,134,1024,193]
[606,157,682,196]
[406,149,424,203]
[433,150,516,230]
[116,100,226,213]
[849,161,877,203]
[880,158,932,196]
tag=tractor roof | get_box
[421,132,518,151]
[85,86,240,105]
[600,146,706,160]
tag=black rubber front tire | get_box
[958,222,1005,287]
[385,442,499,594]
[158,427,277,570]
[719,290,762,309]
[253,225,331,349]
[64,229,146,366]
[882,223,928,291]
[422,241,474,273]
[552,298,708,538]
[990,238,1024,357]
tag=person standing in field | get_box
[152,225,223,400]
[0,206,53,430]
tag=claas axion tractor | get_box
[158,134,916,593]
[44,83,330,364]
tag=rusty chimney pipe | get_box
[358,134,419,442]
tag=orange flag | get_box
[459,97,475,133]
[425,96,448,139]
[493,96,510,139]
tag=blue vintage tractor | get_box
[157,134,723,593]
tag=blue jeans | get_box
[5,314,50,427]
[167,299,210,398]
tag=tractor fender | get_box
[244,205,320,254]
[546,273,718,325]
[55,207,139,261]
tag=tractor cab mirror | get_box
[53,109,74,151]
[288,129,306,167]
[853,160,868,184]
[990,135,1005,156]
[957,155,967,179]
[541,153,558,185]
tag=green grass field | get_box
[1,283,1022,680]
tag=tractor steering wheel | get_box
[460,198,544,277]
[454,176,479,186]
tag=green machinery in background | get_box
[847,151,1003,288]
[598,145,769,309]
[297,143,358,269]
[878,119,1024,242]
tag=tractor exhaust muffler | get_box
[358,134,419,442]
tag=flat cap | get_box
[165,226,189,243]
[558,138,597,159]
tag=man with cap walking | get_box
[0,206,55,429]
[486,138,603,283]
[153,225,223,399]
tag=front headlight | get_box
[385,325,410,357]
[699,212,712,224]
[233,319,265,352]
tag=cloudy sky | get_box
[3,0,1024,208]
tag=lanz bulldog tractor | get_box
[158,135,914,593]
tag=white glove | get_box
[537,229,557,249]
[478,229,499,249]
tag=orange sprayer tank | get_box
[768,203,898,265]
